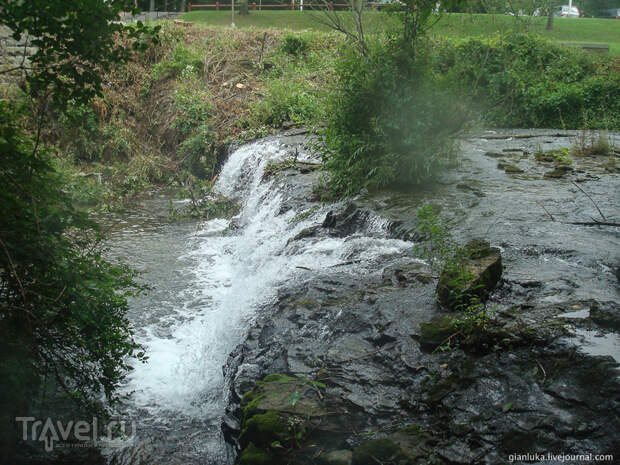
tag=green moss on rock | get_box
[436,240,502,311]
[241,393,266,422]
[240,410,286,447]
[544,165,573,178]
[465,239,492,259]
[504,164,524,173]
[262,373,296,383]
[401,424,426,436]
[237,442,274,465]
[316,449,353,465]
[535,152,556,162]
[238,372,332,457]
[419,316,458,348]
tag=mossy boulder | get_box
[237,373,332,464]
[241,374,328,422]
[436,240,502,311]
[465,238,493,259]
[419,315,459,348]
[237,443,274,465]
[239,410,287,447]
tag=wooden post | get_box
[329,1,334,10]
[252,2,256,9]
[188,2,192,11]
[216,1,219,10]
[291,0,294,10]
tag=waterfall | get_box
[108,138,409,464]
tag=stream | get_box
[105,130,619,465]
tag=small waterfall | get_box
[108,138,410,464]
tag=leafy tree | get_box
[0,100,146,432]
[579,0,620,16]
[0,0,156,458]
[0,0,158,108]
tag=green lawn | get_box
[181,9,394,32]
[180,10,620,54]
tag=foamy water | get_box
[108,139,409,464]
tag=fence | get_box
[188,2,356,11]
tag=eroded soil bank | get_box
[223,130,620,465]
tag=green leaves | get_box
[0,102,145,417]
[320,36,468,197]
[0,0,158,109]
[434,34,620,129]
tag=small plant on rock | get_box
[571,130,613,157]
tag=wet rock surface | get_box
[223,130,620,464]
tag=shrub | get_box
[434,34,620,129]
[252,79,321,128]
[0,102,145,431]
[178,123,217,179]
[320,41,469,196]
[281,34,309,56]
[152,43,203,80]
[57,102,135,162]
[58,102,105,161]
[172,84,213,137]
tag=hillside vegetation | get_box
[45,17,620,203]
[46,24,341,209]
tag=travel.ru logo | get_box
[16,416,136,451]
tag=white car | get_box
[554,5,580,17]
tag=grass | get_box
[180,11,620,55]
[181,9,396,32]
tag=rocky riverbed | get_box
[223,130,620,465]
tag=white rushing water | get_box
[109,139,409,464]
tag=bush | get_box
[281,34,309,56]
[434,34,620,129]
[57,102,136,162]
[320,41,469,196]
[178,123,217,179]
[252,79,321,128]
[58,103,105,161]
[152,43,203,80]
[0,102,145,436]
[172,83,213,137]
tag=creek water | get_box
[104,130,619,464]
[105,138,409,464]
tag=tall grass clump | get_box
[317,0,471,197]
[320,38,470,197]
